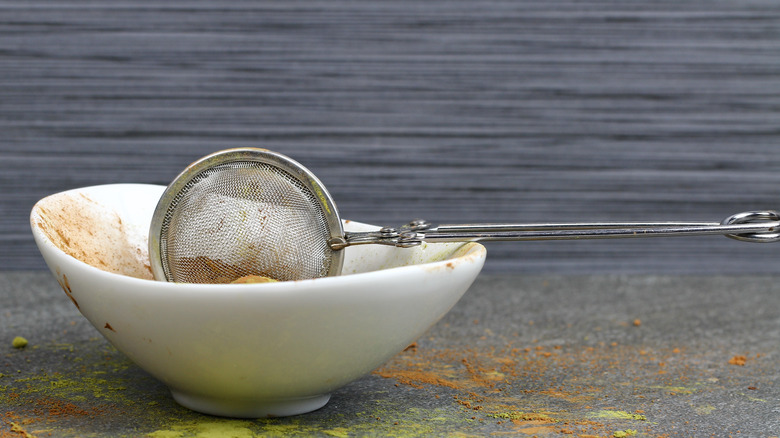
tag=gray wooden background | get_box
[2,1,779,274]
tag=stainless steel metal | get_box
[332,215,780,249]
[721,210,780,242]
[152,148,780,283]
[149,148,344,283]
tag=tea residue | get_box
[32,193,153,280]
[231,275,278,284]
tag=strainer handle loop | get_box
[721,210,780,243]
[334,210,780,248]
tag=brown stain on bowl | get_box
[32,192,153,280]
[423,243,484,274]
[57,274,79,310]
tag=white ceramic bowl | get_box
[30,184,486,418]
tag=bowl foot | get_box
[170,390,331,418]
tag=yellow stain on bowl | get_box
[230,275,278,284]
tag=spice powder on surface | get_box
[373,327,770,437]
[0,326,772,437]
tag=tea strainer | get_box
[149,148,780,283]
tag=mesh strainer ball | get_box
[149,148,344,283]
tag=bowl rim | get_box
[31,184,487,296]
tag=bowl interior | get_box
[31,183,476,282]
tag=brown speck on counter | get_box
[728,355,747,366]
[104,323,116,333]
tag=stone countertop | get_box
[2,272,778,437]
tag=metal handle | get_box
[328,210,780,250]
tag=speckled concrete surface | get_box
[2,272,779,437]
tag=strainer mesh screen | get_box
[159,161,333,283]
